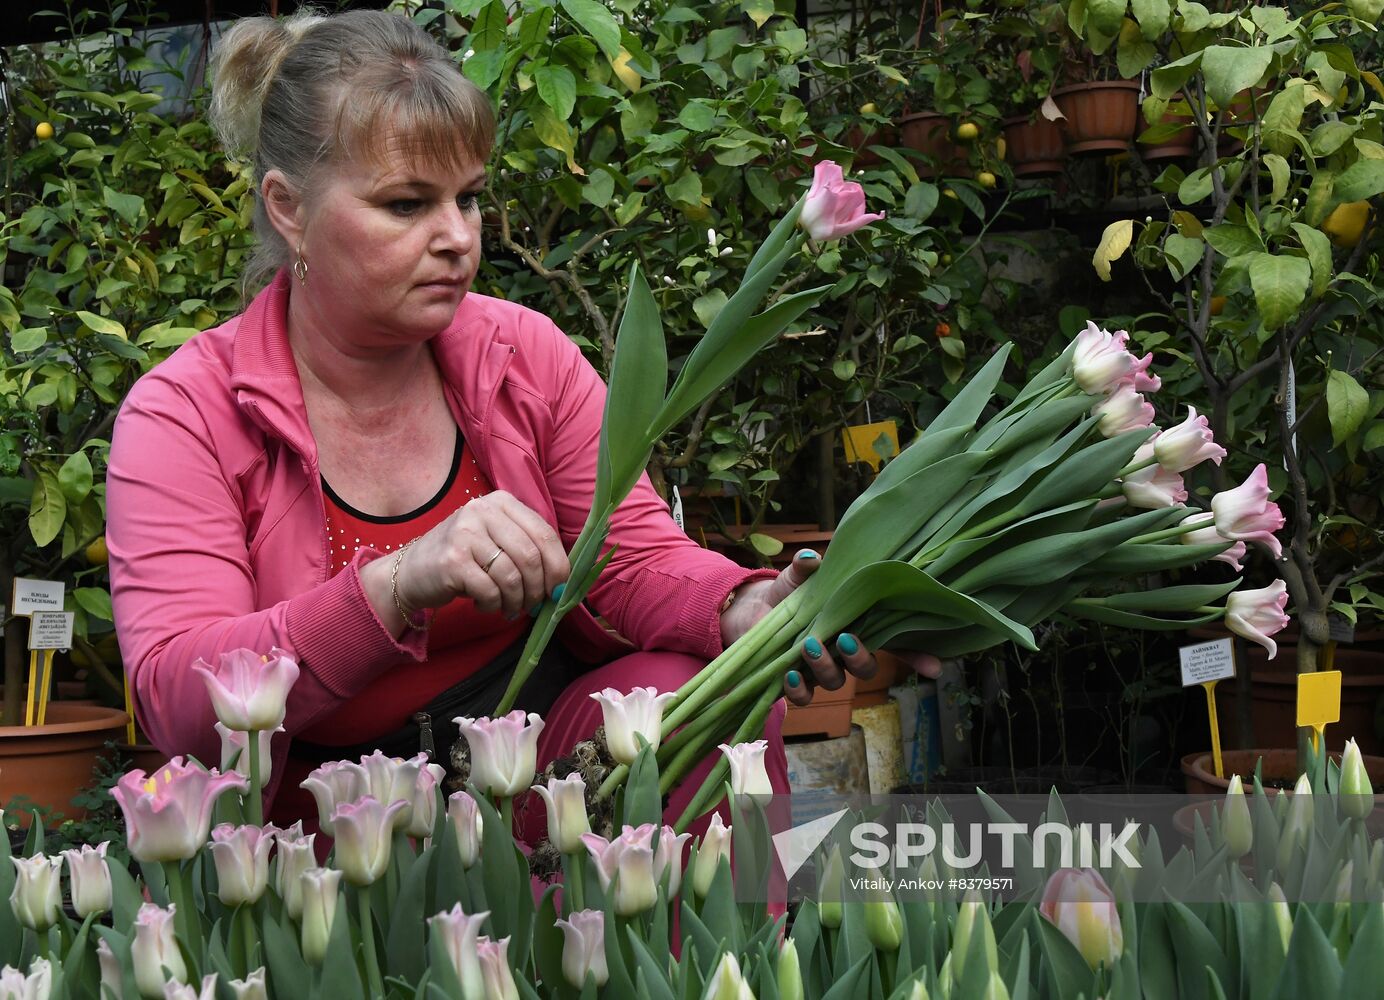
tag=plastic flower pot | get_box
[1181,747,1384,796]
[0,703,130,820]
[781,671,857,739]
[1002,114,1066,176]
[1138,110,1198,161]
[896,111,968,177]
[1051,81,1141,154]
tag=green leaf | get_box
[534,64,577,121]
[692,290,727,329]
[1248,252,1311,331]
[676,101,718,132]
[102,185,144,224]
[1203,223,1264,258]
[1132,0,1170,37]
[1332,159,1384,203]
[1290,222,1333,298]
[1164,233,1205,280]
[1087,0,1129,37]
[1309,121,1359,157]
[749,532,784,557]
[1117,19,1156,77]
[76,310,126,338]
[1151,52,1202,100]
[11,327,46,353]
[741,0,774,28]
[1264,153,1290,203]
[583,169,615,209]
[904,182,940,222]
[601,264,667,496]
[1201,45,1274,109]
[1327,370,1369,447]
[73,587,114,621]
[529,106,578,172]
[1262,84,1308,156]
[1272,909,1343,1000]
[559,0,621,60]
[28,469,66,548]
[57,449,93,505]
[667,170,703,207]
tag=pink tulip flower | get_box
[1039,868,1123,970]
[9,855,61,931]
[452,711,545,797]
[429,904,489,999]
[0,959,50,1000]
[718,740,774,799]
[555,909,609,989]
[330,796,408,886]
[1153,405,1227,472]
[580,824,660,916]
[299,760,367,837]
[132,903,188,998]
[358,750,428,831]
[1179,513,1247,571]
[534,774,591,853]
[1116,347,1161,393]
[274,824,317,920]
[405,762,448,839]
[1120,462,1187,509]
[476,937,520,1000]
[1225,580,1291,659]
[111,758,249,863]
[216,723,280,784]
[654,825,693,898]
[1211,464,1285,559]
[209,824,276,906]
[61,841,113,919]
[191,647,299,733]
[799,161,885,240]
[1092,385,1155,437]
[163,974,218,1000]
[448,791,484,869]
[590,686,677,765]
[1071,322,1138,395]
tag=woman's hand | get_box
[395,490,571,619]
[717,548,942,708]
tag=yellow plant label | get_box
[842,421,899,472]
[1297,670,1342,729]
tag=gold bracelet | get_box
[390,541,430,631]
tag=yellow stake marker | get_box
[35,649,56,725]
[1202,680,1225,778]
[24,650,39,726]
[1297,670,1342,754]
[124,673,137,746]
[842,421,900,473]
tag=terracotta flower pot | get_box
[851,650,902,708]
[1051,80,1141,155]
[843,123,897,168]
[896,112,967,177]
[0,704,129,820]
[1139,111,1198,161]
[1002,115,1066,176]
[1181,747,1384,796]
[782,672,858,740]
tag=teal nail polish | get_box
[804,637,823,659]
[837,633,859,656]
[786,670,802,687]
[797,548,820,560]
[529,602,543,616]
[552,582,565,601]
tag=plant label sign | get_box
[1179,638,1236,686]
[28,610,74,650]
[1297,670,1342,729]
[11,577,64,616]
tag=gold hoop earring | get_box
[292,245,308,284]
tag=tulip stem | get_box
[358,884,384,999]
[247,728,263,828]
[561,852,586,914]
[500,797,514,840]
[238,904,258,977]
[673,682,779,834]
[164,861,199,959]
[1127,517,1212,546]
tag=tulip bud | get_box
[864,892,904,951]
[191,647,299,732]
[580,825,659,916]
[1153,404,1226,472]
[209,824,275,906]
[300,868,343,965]
[429,903,488,999]
[62,841,113,919]
[984,971,1010,1000]
[819,845,846,928]
[692,813,732,898]
[453,711,545,797]
[938,954,953,1000]
[448,791,483,869]
[98,937,123,1000]
[535,775,591,854]
[216,723,279,784]
[1276,775,1313,871]
[227,969,268,1000]
[589,687,677,766]
[162,974,217,1000]
[274,825,317,921]
[952,888,998,981]
[1223,775,1253,859]
[799,161,885,241]
[1268,882,1293,953]
[331,796,408,886]
[406,763,447,840]
[904,979,929,1000]
[777,939,804,1000]
[703,953,755,1000]
[9,855,62,932]
[1340,738,1374,821]
[477,936,520,1000]
[555,909,608,989]
[718,740,774,799]
[0,958,51,1000]
[132,903,188,999]
[654,825,692,898]
[1039,869,1123,971]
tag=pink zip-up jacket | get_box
[107,270,771,798]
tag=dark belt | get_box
[289,628,587,766]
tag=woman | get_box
[106,9,892,836]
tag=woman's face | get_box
[297,142,487,345]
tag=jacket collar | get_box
[228,270,516,466]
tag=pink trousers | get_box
[517,649,790,845]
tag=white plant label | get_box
[12,577,65,616]
[1179,638,1236,686]
[28,610,74,650]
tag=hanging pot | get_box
[1139,110,1198,162]
[896,111,967,176]
[1051,80,1141,155]
[1002,114,1066,176]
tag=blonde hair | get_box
[209,8,496,292]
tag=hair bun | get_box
[209,11,323,159]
